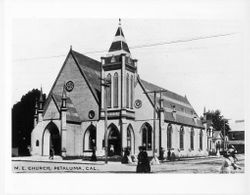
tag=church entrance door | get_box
[50,128,61,155]
[83,125,96,151]
[42,122,61,156]
[108,126,121,156]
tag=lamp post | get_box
[101,78,111,164]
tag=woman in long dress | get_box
[220,151,241,173]
[136,146,151,173]
[220,152,233,173]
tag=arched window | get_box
[126,73,130,108]
[167,124,172,149]
[106,74,111,108]
[199,129,203,150]
[36,140,39,147]
[113,72,118,107]
[127,128,131,149]
[130,75,134,109]
[190,128,194,150]
[141,123,152,150]
[179,126,184,150]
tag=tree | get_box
[12,89,46,156]
[204,110,230,136]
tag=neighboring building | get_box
[228,120,245,153]
[211,131,223,153]
[31,21,209,158]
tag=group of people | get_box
[220,145,241,174]
[50,144,241,174]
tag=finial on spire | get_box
[39,86,43,102]
[38,85,44,111]
[70,45,72,50]
[203,106,206,114]
[119,18,121,26]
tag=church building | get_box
[31,20,209,158]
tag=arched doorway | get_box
[42,122,61,156]
[108,124,121,156]
[83,125,96,151]
[140,122,152,150]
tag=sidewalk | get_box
[162,155,220,162]
[11,154,244,173]
[12,154,224,165]
[12,156,105,165]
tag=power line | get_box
[130,33,236,49]
[14,54,66,62]
[13,32,236,62]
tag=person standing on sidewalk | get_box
[136,146,151,173]
[90,147,97,161]
[49,146,54,160]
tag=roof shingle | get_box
[71,50,101,103]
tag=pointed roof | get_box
[43,49,102,119]
[140,79,191,105]
[108,19,130,56]
[71,50,101,102]
[139,78,204,128]
[213,131,223,139]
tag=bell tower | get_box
[100,19,138,120]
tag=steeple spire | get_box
[203,106,206,114]
[39,86,43,102]
[38,86,44,110]
[37,86,44,122]
[107,18,130,56]
[34,98,38,128]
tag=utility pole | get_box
[153,91,156,158]
[159,91,163,159]
[144,89,168,159]
[101,78,111,164]
[223,119,226,151]
[223,118,230,151]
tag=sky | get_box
[12,18,246,121]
